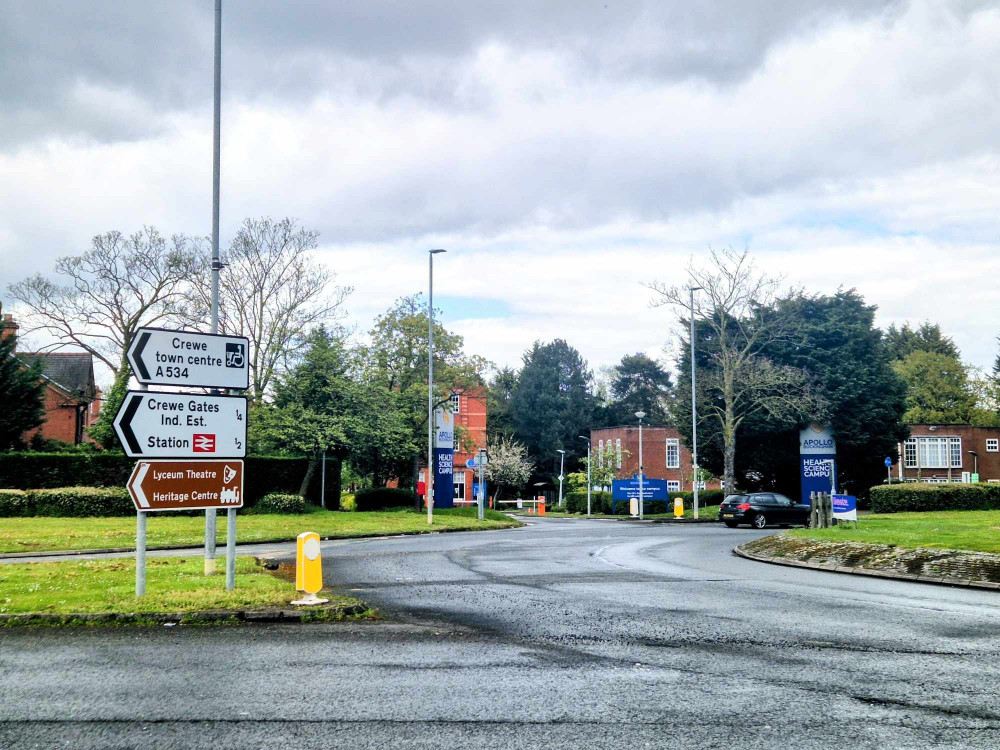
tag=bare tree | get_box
[184,217,352,404]
[7,227,196,376]
[648,247,823,491]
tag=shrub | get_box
[564,491,612,514]
[564,489,724,515]
[870,483,1000,513]
[354,487,416,512]
[671,490,725,509]
[250,493,307,515]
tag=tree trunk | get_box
[299,454,318,501]
[722,368,737,493]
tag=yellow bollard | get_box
[674,497,684,518]
[291,531,329,606]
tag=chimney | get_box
[0,314,18,343]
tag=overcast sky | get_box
[2,0,999,385]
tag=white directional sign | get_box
[113,391,247,458]
[127,327,249,390]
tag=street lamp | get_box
[427,249,446,526]
[579,435,591,516]
[556,449,566,508]
[635,411,645,520]
[689,286,703,519]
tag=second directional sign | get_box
[128,327,249,390]
[113,391,247,458]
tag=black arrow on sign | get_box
[118,394,143,454]
[131,331,151,380]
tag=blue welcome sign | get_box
[612,474,668,501]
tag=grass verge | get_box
[787,509,1000,555]
[0,506,520,555]
[0,556,362,616]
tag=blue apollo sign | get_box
[800,424,836,506]
[434,408,454,509]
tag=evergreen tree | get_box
[753,290,908,497]
[0,331,46,450]
[883,322,959,361]
[509,339,594,477]
[606,353,673,426]
[486,366,519,443]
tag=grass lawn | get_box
[0,507,521,555]
[0,556,361,616]
[787,509,1000,555]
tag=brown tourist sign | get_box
[127,459,244,512]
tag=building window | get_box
[988,439,999,453]
[667,480,680,492]
[909,436,962,468]
[453,433,461,452]
[450,392,461,414]
[694,480,707,491]
[453,470,466,500]
[665,439,679,468]
[598,440,604,467]
[615,439,622,469]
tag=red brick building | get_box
[589,425,722,492]
[419,387,487,503]
[2,314,102,445]
[890,425,1000,484]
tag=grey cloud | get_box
[2,0,908,148]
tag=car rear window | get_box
[723,495,747,504]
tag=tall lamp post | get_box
[556,449,566,508]
[427,249,446,525]
[689,285,703,519]
[635,411,645,520]
[579,436,591,516]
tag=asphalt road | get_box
[3,517,1000,749]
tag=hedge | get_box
[354,487,417,512]
[564,489,725,515]
[870,483,1000,514]
[0,452,325,507]
[0,487,133,517]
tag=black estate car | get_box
[719,493,810,529]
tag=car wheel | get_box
[752,513,767,529]
[724,521,739,528]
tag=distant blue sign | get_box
[612,474,668,501]
[473,482,487,501]
[884,456,892,467]
[832,494,857,521]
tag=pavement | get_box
[3,517,1000,749]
